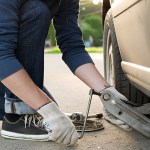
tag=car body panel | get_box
[111,0,141,17]
[122,62,150,97]
[103,0,150,97]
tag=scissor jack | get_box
[77,89,150,139]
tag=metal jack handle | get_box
[78,89,101,139]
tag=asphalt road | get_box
[0,53,150,150]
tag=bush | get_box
[80,15,103,46]
[46,22,56,47]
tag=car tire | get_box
[103,10,150,105]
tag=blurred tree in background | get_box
[47,22,56,46]
[46,0,102,47]
[80,15,103,46]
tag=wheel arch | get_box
[102,0,111,26]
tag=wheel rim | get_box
[106,29,115,86]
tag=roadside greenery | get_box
[46,1,103,47]
[45,47,103,54]
[80,15,103,46]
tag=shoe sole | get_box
[1,130,50,141]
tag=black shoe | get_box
[1,114,49,141]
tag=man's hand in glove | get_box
[100,87,130,130]
[37,102,79,146]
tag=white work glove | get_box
[101,87,130,130]
[37,102,79,145]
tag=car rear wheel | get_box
[103,10,150,105]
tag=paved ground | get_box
[0,53,150,150]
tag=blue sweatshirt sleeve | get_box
[0,1,23,80]
[53,0,94,73]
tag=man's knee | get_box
[20,0,51,24]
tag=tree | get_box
[46,1,103,47]
[80,15,103,46]
[46,22,56,47]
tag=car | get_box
[101,0,150,106]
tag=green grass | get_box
[86,47,103,53]
[45,47,103,54]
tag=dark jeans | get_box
[0,0,51,118]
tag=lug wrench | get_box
[78,89,101,139]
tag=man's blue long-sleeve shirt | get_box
[0,0,93,80]
[53,0,93,73]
